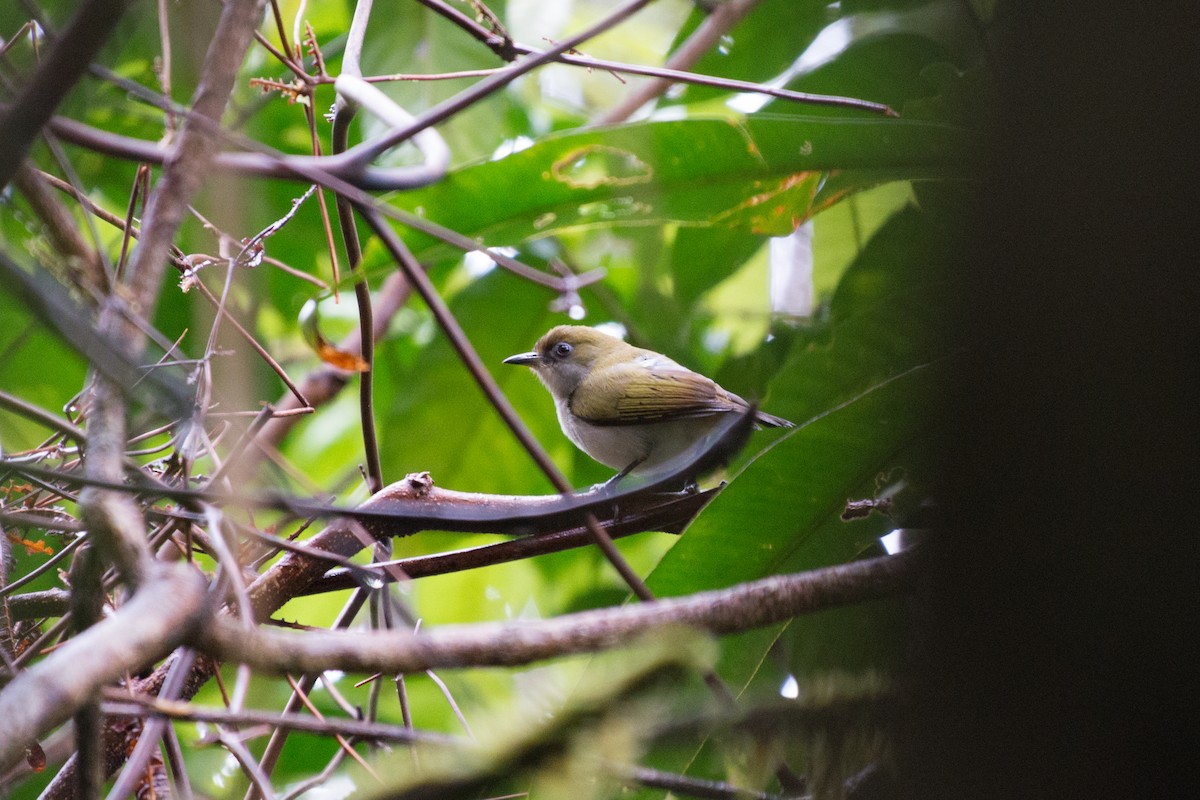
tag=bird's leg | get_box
[595,455,647,494]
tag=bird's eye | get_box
[552,341,573,359]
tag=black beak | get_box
[502,351,540,366]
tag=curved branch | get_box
[33,117,604,292]
[200,550,921,675]
[300,487,719,597]
[331,0,386,495]
[334,75,450,184]
[2,406,748,538]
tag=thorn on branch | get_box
[248,77,310,104]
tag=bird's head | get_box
[503,325,630,400]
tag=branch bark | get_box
[199,550,921,675]
[0,563,209,772]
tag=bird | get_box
[503,325,793,480]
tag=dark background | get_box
[906,6,1197,799]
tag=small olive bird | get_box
[504,325,793,478]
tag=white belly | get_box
[556,399,722,472]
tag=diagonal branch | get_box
[593,0,764,125]
[0,0,133,187]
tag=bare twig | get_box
[98,695,457,746]
[595,0,764,125]
[345,0,658,168]
[26,112,606,291]
[104,648,200,800]
[330,2,389,494]
[416,0,896,118]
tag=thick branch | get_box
[200,550,921,675]
[82,0,266,585]
[0,563,209,772]
[238,475,715,619]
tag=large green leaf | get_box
[651,206,952,593]
[649,357,941,596]
[627,205,953,793]
[386,115,974,262]
[664,0,970,115]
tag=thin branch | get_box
[355,206,659,600]
[416,0,896,118]
[300,487,718,596]
[241,582,378,800]
[1,410,750,545]
[624,765,783,800]
[119,0,267,325]
[217,729,277,800]
[31,116,599,289]
[104,648,200,800]
[0,388,87,444]
[155,0,176,135]
[98,696,458,745]
[330,3,386,494]
[594,0,765,125]
[346,0,658,168]
[200,550,922,675]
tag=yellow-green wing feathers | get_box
[569,361,748,424]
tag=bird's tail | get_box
[754,409,794,429]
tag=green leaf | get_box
[386,115,975,262]
[650,207,953,590]
[669,226,767,310]
[631,207,952,790]
[649,357,942,597]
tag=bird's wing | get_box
[569,360,748,425]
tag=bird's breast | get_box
[555,397,722,472]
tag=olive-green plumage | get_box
[504,325,792,473]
